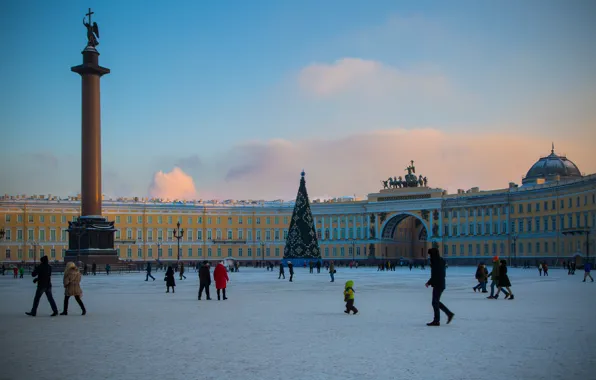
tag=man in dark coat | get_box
[288,261,294,282]
[91,262,97,276]
[279,262,285,279]
[198,261,212,300]
[26,256,59,317]
[145,262,155,281]
[316,260,321,273]
[425,248,454,326]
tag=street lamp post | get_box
[173,221,184,266]
[156,240,162,269]
[512,233,518,268]
[563,228,592,264]
[348,238,356,264]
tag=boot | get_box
[473,287,477,292]
[217,290,221,300]
[75,296,86,315]
[426,321,440,326]
[25,312,36,317]
[223,289,228,300]
[447,313,455,324]
[60,296,69,315]
[508,294,514,300]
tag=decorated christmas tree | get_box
[284,170,321,259]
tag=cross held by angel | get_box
[83,8,100,47]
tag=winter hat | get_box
[493,256,499,262]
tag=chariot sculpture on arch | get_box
[83,8,100,48]
[381,160,428,189]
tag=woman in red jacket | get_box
[213,262,229,300]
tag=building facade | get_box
[1,150,595,265]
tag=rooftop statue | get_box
[83,8,100,48]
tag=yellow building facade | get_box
[1,150,595,265]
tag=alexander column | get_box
[65,8,118,264]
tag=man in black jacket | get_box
[145,262,155,281]
[425,248,454,326]
[26,256,59,317]
[198,261,212,300]
[288,261,294,282]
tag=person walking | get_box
[538,263,543,276]
[145,262,155,281]
[542,263,549,276]
[487,256,508,299]
[343,280,358,315]
[278,262,285,279]
[179,262,186,280]
[495,260,515,300]
[198,261,212,300]
[105,263,111,275]
[213,261,229,300]
[473,263,487,292]
[91,262,97,276]
[19,266,24,279]
[26,256,59,317]
[60,262,86,316]
[316,260,321,274]
[425,248,454,326]
[1,264,5,275]
[288,261,294,282]
[13,266,18,279]
[165,266,176,293]
[583,262,594,282]
[329,261,336,282]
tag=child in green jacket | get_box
[344,280,358,315]
[18,267,25,278]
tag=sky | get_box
[1,0,595,200]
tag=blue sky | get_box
[1,0,595,200]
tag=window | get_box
[28,215,33,223]
[492,243,496,255]
[168,247,173,257]
[256,230,261,241]
[247,217,252,225]
[228,248,232,257]
[157,216,163,224]
[499,243,504,254]
[444,245,449,256]
[518,204,523,213]
[247,248,252,257]
[39,229,46,241]
[544,201,548,211]
[283,230,288,240]
[247,230,252,241]
[137,216,143,224]
[543,217,548,232]
[519,243,524,254]
[197,216,203,224]
[527,204,532,213]
[186,229,193,241]
[469,224,474,235]
[266,217,271,225]
[17,229,23,241]
[50,229,56,242]
[256,217,261,225]
[127,229,133,240]
[484,243,489,255]
[216,217,221,225]
[188,247,193,257]
[544,242,549,253]
[444,226,449,236]
[238,229,243,240]
[168,216,173,224]
[560,199,564,209]
[216,229,222,239]
[148,248,153,258]
[127,216,132,224]
[528,242,532,254]
[476,244,480,256]
[340,247,345,257]
[284,216,289,224]
[137,229,143,240]
[207,230,212,240]
[265,230,271,241]
[485,223,490,234]
[228,217,232,225]
[333,247,337,256]
[356,247,361,256]
[50,215,56,223]
[208,248,212,257]
[238,248,243,257]
[217,247,221,257]
[5,249,10,259]
[460,245,465,256]
[275,216,279,225]
[158,247,163,257]
[274,229,280,241]
[115,216,120,223]
[197,230,202,241]
[238,216,243,225]
[198,248,203,257]
[519,220,524,233]
[568,215,573,228]
[227,230,233,240]
[535,218,540,231]
[147,216,153,224]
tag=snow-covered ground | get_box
[0,266,595,380]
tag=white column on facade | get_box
[352,215,357,239]
[448,209,452,237]
[345,215,350,239]
[321,215,325,241]
[336,215,341,241]
[438,209,443,237]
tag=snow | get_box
[1,266,595,380]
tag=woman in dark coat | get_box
[495,260,514,300]
[165,266,176,293]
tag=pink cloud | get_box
[298,58,450,98]
[210,128,595,200]
[148,167,198,200]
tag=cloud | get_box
[298,58,450,98]
[148,167,198,200]
[207,128,595,200]
[175,154,202,170]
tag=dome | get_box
[522,145,582,185]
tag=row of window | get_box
[443,239,586,257]
[513,213,594,233]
